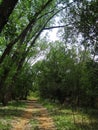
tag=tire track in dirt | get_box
[11,100,56,130]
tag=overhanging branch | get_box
[44,25,66,30]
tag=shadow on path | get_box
[9,99,56,130]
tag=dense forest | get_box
[0,0,98,110]
[0,0,98,129]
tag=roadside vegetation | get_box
[40,99,98,130]
[0,101,26,130]
[0,100,40,130]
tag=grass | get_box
[39,99,98,130]
[0,99,40,129]
[0,100,26,130]
[0,122,11,130]
[2,96,97,130]
[29,119,39,129]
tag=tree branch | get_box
[44,25,66,30]
[0,0,18,33]
[0,0,54,64]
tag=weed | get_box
[0,100,26,129]
[40,99,98,130]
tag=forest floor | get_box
[0,98,98,130]
[11,99,56,130]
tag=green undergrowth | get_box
[0,100,26,130]
[0,122,11,130]
[28,91,39,100]
[29,118,39,129]
[39,99,98,130]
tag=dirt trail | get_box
[11,100,56,130]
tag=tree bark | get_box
[0,0,18,33]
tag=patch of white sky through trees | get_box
[41,16,60,42]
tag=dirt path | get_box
[11,100,56,130]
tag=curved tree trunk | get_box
[0,0,18,33]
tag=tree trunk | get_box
[1,92,11,106]
[0,0,18,33]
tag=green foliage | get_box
[0,0,61,105]
[59,0,98,59]
[0,100,26,129]
[0,122,11,130]
[32,40,98,108]
[0,0,2,4]
[0,0,98,111]
[12,63,33,100]
[32,41,77,103]
[41,99,98,130]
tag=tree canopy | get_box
[0,0,98,108]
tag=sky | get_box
[44,28,59,42]
[41,16,61,42]
[30,15,65,65]
[30,28,60,65]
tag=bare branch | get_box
[44,25,66,30]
